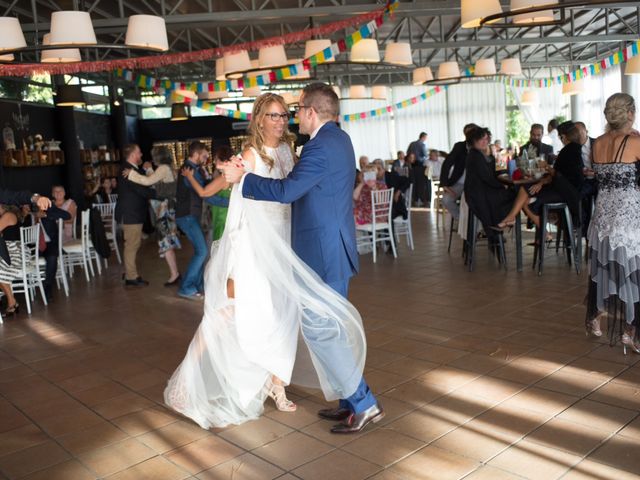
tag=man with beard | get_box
[521,124,554,160]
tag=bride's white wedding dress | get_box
[164,143,366,428]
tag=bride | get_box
[164,93,366,428]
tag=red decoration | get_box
[512,168,523,180]
[0,3,391,77]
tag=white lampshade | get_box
[0,54,14,62]
[371,86,388,100]
[474,58,497,76]
[562,80,585,96]
[521,90,538,105]
[412,66,434,85]
[437,61,461,80]
[243,86,262,97]
[125,15,168,51]
[49,11,97,45]
[41,33,81,63]
[332,86,341,98]
[349,85,367,99]
[281,91,300,105]
[304,39,334,62]
[215,58,226,80]
[350,39,380,63]
[511,0,555,24]
[258,44,287,68]
[625,55,640,75]
[223,49,251,77]
[198,90,229,100]
[500,57,522,75]
[384,42,413,65]
[461,0,502,28]
[286,59,311,80]
[0,17,26,52]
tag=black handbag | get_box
[0,236,10,265]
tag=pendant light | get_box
[461,0,502,28]
[304,39,334,62]
[41,33,81,63]
[437,61,461,80]
[125,15,168,51]
[412,66,434,85]
[521,90,538,105]
[350,39,380,63]
[510,0,555,24]
[384,42,413,65]
[258,44,287,68]
[349,85,367,99]
[500,57,522,75]
[474,58,497,76]
[223,50,251,78]
[625,55,640,75]
[49,11,97,45]
[562,80,584,96]
[170,103,190,121]
[0,17,26,53]
[371,86,388,100]
[55,85,86,107]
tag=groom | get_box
[221,83,383,434]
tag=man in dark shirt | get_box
[175,141,211,300]
[520,123,554,159]
[115,144,156,287]
[440,123,478,219]
[407,132,428,206]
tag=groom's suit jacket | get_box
[242,122,359,284]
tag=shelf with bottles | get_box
[80,148,120,165]
[82,162,120,182]
[2,149,65,168]
[152,138,213,171]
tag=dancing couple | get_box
[164,84,383,433]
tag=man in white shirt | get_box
[544,119,563,154]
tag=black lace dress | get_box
[586,136,640,344]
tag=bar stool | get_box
[533,202,581,276]
[465,214,507,272]
[447,198,461,253]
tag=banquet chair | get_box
[356,188,397,263]
[533,202,581,276]
[433,182,446,229]
[12,224,48,315]
[37,219,70,298]
[393,184,414,250]
[464,214,507,273]
[92,202,122,265]
[109,193,118,204]
[63,210,101,282]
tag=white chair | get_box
[63,210,101,282]
[37,219,70,298]
[356,187,397,263]
[92,203,122,265]
[394,184,414,250]
[109,193,118,204]
[12,224,48,315]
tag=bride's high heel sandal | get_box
[621,333,640,355]
[267,384,297,412]
[586,317,602,337]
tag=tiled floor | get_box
[1,211,639,480]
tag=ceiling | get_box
[1,0,638,89]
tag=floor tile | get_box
[219,416,293,450]
[136,420,210,454]
[252,432,333,471]
[77,438,157,477]
[342,428,425,467]
[19,459,97,480]
[387,445,480,480]
[106,455,191,480]
[0,440,70,479]
[588,435,640,475]
[292,450,381,480]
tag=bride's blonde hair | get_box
[244,93,296,170]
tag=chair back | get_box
[371,188,394,226]
[92,202,115,220]
[108,193,118,204]
[19,223,40,270]
[57,218,65,258]
[404,184,413,221]
[80,209,91,249]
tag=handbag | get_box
[0,235,10,265]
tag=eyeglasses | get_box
[265,112,290,121]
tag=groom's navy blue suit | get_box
[242,121,377,414]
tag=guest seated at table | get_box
[354,166,383,225]
[521,123,554,161]
[358,155,369,172]
[372,159,389,189]
[440,123,478,220]
[464,127,516,238]
[497,121,584,230]
[52,185,76,242]
[0,205,24,315]
[94,177,116,203]
[392,151,410,177]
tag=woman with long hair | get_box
[164,93,366,427]
[0,204,24,315]
[586,93,640,354]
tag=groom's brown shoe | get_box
[317,407,351,421]
[330,403,384,434]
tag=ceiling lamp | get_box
[223,49,251,78]
[125,15,168,51]
[281,91,300,105]
[215,58,226,81]
[41,33,81,63]
[511,0,554,24]
[384,42,413,66]
[625,55,640,75]
[243,86,262,97]
[286,59,311,80]
[349,85,367,99]
[437,61,461,80]
[55,85,86,107]
[304,39,334,62]
[332,86,341,98]
[0,17,27,53]
[170,103,190,121]
[412,66,434,85]
[461,0,502,28]
[521,90,538,105]
[350,39,380,63]
[562,80,585,96]
[0,54,14,62]
[371,86,388,100]
[198,90,229,100]
[49,11,97,46]
[259,44,288,68]
[474,58,496,76]
[500,57,522,75]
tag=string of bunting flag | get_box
[114,0,398,94]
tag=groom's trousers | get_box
[307,279,377,414]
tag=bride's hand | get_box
[219,162,245,184]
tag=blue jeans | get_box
[303,278,377,414]
[176,215,207,296]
